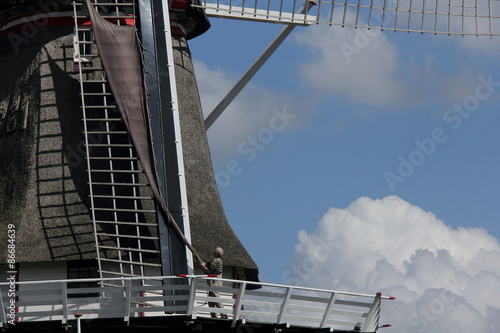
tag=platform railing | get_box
[0,275,394,331]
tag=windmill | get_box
[0,0,496,332]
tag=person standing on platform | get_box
[200,247,227,318]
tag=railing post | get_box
[74,313,82,333]
[319,291,337,328]
[186,277,197,317]
[277,287,293,325]
[62,282,68,324]
[124,279,132,323]
[231,281,247,328]
[360,293,381,332]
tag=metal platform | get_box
[0,275,394,332]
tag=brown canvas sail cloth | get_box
[85,0,202,263]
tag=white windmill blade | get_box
[194,0,500,36]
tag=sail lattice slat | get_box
[195,0,500,36]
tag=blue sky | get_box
[188,9,500,332]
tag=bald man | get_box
[200,247,226,318]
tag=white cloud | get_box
[193,60,307,165]
[293,18,495,110]
[294,24,412,107]
[285,196,500,332]
[454,35,500,58]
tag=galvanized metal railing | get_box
[0,275,394,331]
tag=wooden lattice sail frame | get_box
[196,0,500,36]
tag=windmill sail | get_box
[195,0,500,36]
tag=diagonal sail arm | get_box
[194,0,500,37]
[204,1,316,129]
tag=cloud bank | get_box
[285,196,500,332]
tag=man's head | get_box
[214,247,224,258]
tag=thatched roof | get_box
[0,28,97,262]
[0,26,258,281]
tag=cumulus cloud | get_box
[294,24,412,107]
[193,60,307,165]
[293,13,492,110]
[285,196,500,332]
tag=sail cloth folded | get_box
[84,0,202,263]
